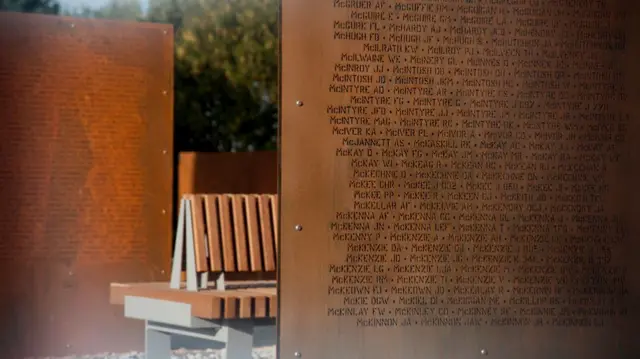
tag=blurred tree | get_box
[168,0,278,151]
[0,0,60,14]
[147,0,185,31]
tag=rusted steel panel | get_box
[0,12,173,357]
[279,1,640,359]
[177,151,278,196]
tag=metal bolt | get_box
[162,209,166,214]
[480,349,488,356]
[160,270,165,275]
[294,225,303,231]
[162,90,168,95]
[295,100,303,107]
[162,149,168,154]
[70,23,75,28]
[68,271,73,276]
[294,352,301,358]
[163,30,168,34]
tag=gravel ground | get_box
[33,346,276,359]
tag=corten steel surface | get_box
[0,12,173,357]
[178,151,278,197]
[279,1,640,359]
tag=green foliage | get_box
[147,0,186,31]
[110,0,279,151]
[0,0,60,14]
[171,0,278,151]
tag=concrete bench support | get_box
[126,296,258,359]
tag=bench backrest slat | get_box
[218,195,236,271]
[258,195,276,271]
[188,194,278,273]
[204,195,224,272]
[271,196,279,254]
[245,195,264,271]
[187,194,209,272]
[231,195,250,271]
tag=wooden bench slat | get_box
[231,195,250,271]
[110,283,276,320]
[258,195,276,271]
[204,195,224,272]
[270,195,279,254]
[253,295,267,317]
[218,291,274,319]
[176,193,280,279]
[245,195,265,272]
[225,289,271,318]
[269,295,277,317]
[223,295,237,318]
[240,295,253,318]
[188,195,209,272]
[237,294,271,319]
[218,195,236,271]
[255,297,267,317]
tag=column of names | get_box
[325,0,629,329]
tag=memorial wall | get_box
[279,0,640,358]
[0,13,173,357]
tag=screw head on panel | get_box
[162,90,168,95]
[70,23,75,28]
[480,349,488,356]
[295,100,303,107]
[162,149,168,155]
[294,225,303,231]
[294,352,302,358]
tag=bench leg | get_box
[223,320,254,359]
[146,321,172,359]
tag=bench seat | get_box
[110,281,277,319]
[109,194,279,359]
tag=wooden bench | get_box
[110,193,279,359]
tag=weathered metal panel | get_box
[178,151,278,196]
[279,0,640,358]
[0,12,173,357]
